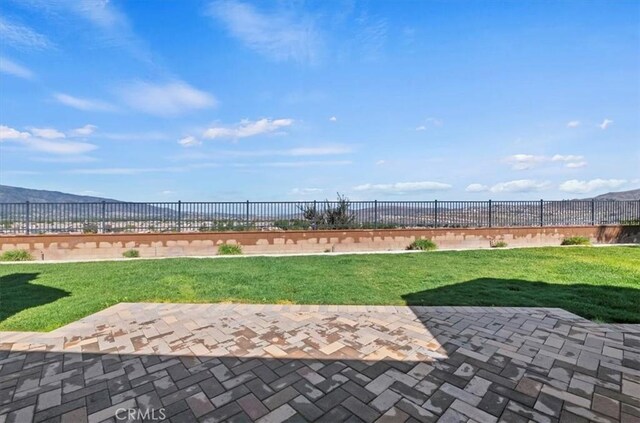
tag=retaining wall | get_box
[0,225,638,261]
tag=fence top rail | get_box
[0,199,639,206]
[0,199,640,208]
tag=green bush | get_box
[218,244,242,255]
[407,239,437,251]
[274,219,309,230]
[122,249,140,258]
[82,223,99,234]
[491,241,508,248]
[561,236,591,246]
[621,219,640,226]
[0,249,33,261]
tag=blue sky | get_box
[0,0,638,201]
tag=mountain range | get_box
[0,184,639,203]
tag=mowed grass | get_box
[1,246,639,331]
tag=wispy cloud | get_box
[118,81,216,116]
[0,16,51,50]
[567,120,580,128]
[465,183,489,192]
[176,145,353,158]
[559,178,626,194]
[29,128,66,139]
[353,181,451,194]
[99,131,170,141]
[416,117,443,131]
[24,138,97,155]
[0,56,34,79]
[20,0,151,61]
[489,179,551,193]
[67,167,185,175]
[599,118,613,130]
[54,93,116,112]
[329,116,337,122]
[32,155,97,163]
[178,136,201,147]
[70,124,97,137]
[290,188,324,196]
[287,146,352,156]
[505,153,587,170]
[208,0,321,63]
[203,118,293,140]
[354,13,388,61]
[504,154,546,170]
[258,160,351,168]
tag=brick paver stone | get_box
[0,304,638,422]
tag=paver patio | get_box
[1,304,639,423]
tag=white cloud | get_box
[100,131,170,141]
[567,120,580,128]
[260,160,351,168]
[54,93,116,112]
[30,128,66,139]
[161,190,175,195]
[203,118,293,139]
[551,154,584,162]
[353,181,452,194]
[551,154,588,168]
[119,81,216,116]
[329,116,337,122]
[67,167,184,175]
[20,0,151,63]
[0,17,51,50]
[0,125,30,140]
[559,179,627,194]
[290,188,324,195]
[178,136,201,147]
[70,124,97,137]
[415,117,443,131]
[505,154,546,170]
[0,57,34,79]
[489,179,551,193]
[505,153,587,170]
[375,160,385,165]
[415,125,426,131]
[209,0,321,63]
[32,155,97,163]
[565,161,587,169]
[24,139,97,155]
[599,119,613,130]
[287,146,352,156]
[465,184,489,192]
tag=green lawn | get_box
[1,246,639,331]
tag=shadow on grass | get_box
[402,278,640,324]
[0,273,70,325]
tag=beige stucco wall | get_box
[0,225,637,260]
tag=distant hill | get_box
[0,185,120,203]
[590,188,640,201]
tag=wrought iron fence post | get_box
[313,200,317,230]
[434,200,438,228]
[246,200,250,228]
[374,200,378,229]
[488,200,492,228]
[540,199,544,227]
[591,199,595,226]
[177,201,182,232]
[101,201,106,233]
[25,201,30,235]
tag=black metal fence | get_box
[0,200,638,235]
